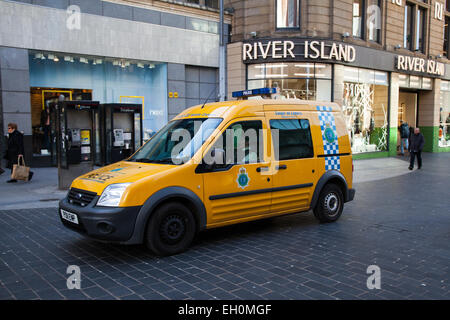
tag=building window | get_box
[342,67,389,154]
[404,2,428,53]
[445,17,450,59]
[276,0,300,29]
[439,81,450,148]
[205,0,218,9]
[368,0,381,43]
[447,0,450,12]
[247,63,332,101]
[353,0,365,38]
[416,7,426,52]
[404,3,414,50]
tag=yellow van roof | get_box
[174,99,342,120]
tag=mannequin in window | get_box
[40,102,51,151]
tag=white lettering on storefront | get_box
[244,40,356,63]
[396,55,445,76]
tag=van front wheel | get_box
[145,202,196,256]
[313,184,344,223]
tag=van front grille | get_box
[68,188,97,207]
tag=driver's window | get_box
[208,120,264,169]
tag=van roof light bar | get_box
[232,88,279,100]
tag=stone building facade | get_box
[226,0,450,158]
[0,0,231,166]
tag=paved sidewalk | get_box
[0,153,448,300]
[0,167,67,210]
[0,156,415,210]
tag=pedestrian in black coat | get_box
[408,127,425,171]
[4,123,33,183]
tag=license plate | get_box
[61,209,79,225]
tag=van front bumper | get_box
[59,198,141,243]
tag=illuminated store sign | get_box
[243,40,356,63]
[396,55,445,76]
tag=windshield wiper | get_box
[133,158,174,164]
[152,158,174,164]
[133,158,154,163]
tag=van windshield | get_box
[129,118,223,165]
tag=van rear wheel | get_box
[145,202,196,256]
[313,183,344,223]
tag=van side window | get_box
[212,120,264,168]
[270,119,314,160]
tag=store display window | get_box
[342,67,389,154]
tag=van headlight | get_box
[97,183,131,207]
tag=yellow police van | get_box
[59,89,355,256]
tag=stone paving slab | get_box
[0,153,449,300]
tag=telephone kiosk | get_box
[100,103,143,166]
[56,100,100,190]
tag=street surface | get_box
[0,154,449,300]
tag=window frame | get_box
[367,0,382,43]
[269,118,315,161]
[275,0,301,31]
[353,0,366,39]
[445,6,450,59]
[403,0,429,54]
[199,119,266,173]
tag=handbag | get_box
[11,155,30,181]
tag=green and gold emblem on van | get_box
[237,167,250,190]
[324,123,336,144]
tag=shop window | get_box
[342,67,389,154]
[270,119,314,160]
[276,0,300,29]
[247,63,332,101]
[439,81,450,148]
[353,0,365,39]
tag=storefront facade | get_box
[0,0,230,166]
[227,0,450,158]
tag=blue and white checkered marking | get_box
[317,106,341,171]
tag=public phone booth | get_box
[100,103,143,166]
[56,100,100,190]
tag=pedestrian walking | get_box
[4,123,33,183]
[408,127,425,171]
[398,120,409,155]
[0,135,4,175]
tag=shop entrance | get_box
[30,87,92,167]
[399,91,418,128]
[398,90,418,154]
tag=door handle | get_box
[276,165,288,170]
[257,166,269,173]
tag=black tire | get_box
[145,202,196,256]
[313,183,344,223]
